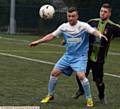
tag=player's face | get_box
[67,11,78,25]
[100,7,111,20]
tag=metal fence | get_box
[0,3,67,35]
[0,1,120,35]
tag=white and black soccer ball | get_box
[39,4,55,19]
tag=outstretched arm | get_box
[92,30,108,41]
[28,34,55,47]
[85,23,108,41]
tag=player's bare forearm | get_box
[28,34,55,47]
[93,30,108,41]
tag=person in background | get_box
[72,3,120,104]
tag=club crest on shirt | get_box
[104,29,108,35]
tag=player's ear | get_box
[77,13,79,19]
[78,14,79,19]
[109,11,111,17]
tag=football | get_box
[39,4,55,19]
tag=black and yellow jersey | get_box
[88,18,120,63]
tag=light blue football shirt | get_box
[52,20,95,56]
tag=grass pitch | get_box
[0,34,120,109]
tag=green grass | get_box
[0,34,120,109]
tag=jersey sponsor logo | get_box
[67,37,82,43]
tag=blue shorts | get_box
[54,54,88,76]
[62,66,73,76]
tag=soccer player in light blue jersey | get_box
[28,7,107,107]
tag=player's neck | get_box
[69,20,78,26]
[101,18,109,22]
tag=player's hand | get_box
[28,40,39,47]
[100,35,108,41]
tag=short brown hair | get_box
[101,3,112,11]
[67,7,78,13]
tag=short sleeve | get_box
[51,24,64,37]
[84,23,96,34]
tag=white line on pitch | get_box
[104,73,120,78]
[1,36,120,55]
[0,52,120,79]
[0,49,63,54]
[0,37,64,48]
[0,52,55,65]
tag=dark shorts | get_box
[87,60,104,82]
